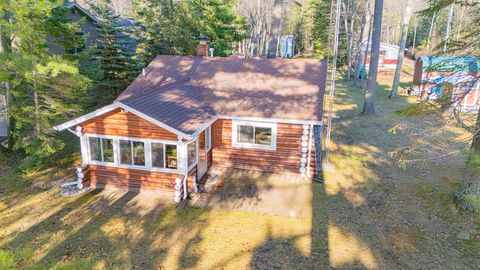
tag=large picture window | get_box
[120,140,145,166]
[232,120,277,150]
[88,137,114,163]
[151,142,177,169]
[87,135,179,172]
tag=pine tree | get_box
[0,1,90,169]
[134,0,244,64]
[93,4,140,97]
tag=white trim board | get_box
[231,120,277,151]
[85,134,182,174]
[53,102,191,139]
[54,102,323,140]
[219,115,323,126]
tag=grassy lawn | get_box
[1,71,479,269]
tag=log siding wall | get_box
[81,112,317,193]
[81,109,182,193]
[211,119,315,174]
[88,164,181,193]
[81,108,178,141]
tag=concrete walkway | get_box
[189,167,312,218]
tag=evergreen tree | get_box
[92,4,140,97]
[134,0,244,64]
[0,0,90,169]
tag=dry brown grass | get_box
[0,71,479,269]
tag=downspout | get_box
[183,173,188,200]
[306,124,314,177]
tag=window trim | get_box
[119,139,146,167]
[151,141,178,170]
[87,137,115,165]
[85,134,180,173]
[231,120,277,150]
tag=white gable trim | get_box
[53,102,191,139]
[220,115,324,126]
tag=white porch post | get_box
[177,141,188,174]
[79,135,89,166]
[174,141,189,202]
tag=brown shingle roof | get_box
[116,55,327,134]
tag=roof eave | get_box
[53,102,192,139]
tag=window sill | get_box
[89,161,180,174]
[232,143,276,151]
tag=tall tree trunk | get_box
[443,4,454,54]
[455,111,480,212]
[389,0,413,98]
[342,0,353,79]
[1,2,14,149]
[426,12,436,49]
[360,1,373,87]
[412,15,417,56]
[267,0,283,58]
[354,14,366,82]
[361,0,383,115]
[471,112,480,153]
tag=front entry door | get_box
[197,126,211,180]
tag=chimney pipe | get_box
[196,36,210,57]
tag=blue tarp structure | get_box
[420,56,480,73]
[279,35,295,58]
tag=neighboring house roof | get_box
[55,56,327,136]
[419,56,480,73]
[380,43,400,51]
[64,0,99,23]
[362,43,399,53]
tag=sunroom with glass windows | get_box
[85,134,181,173]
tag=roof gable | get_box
[53,102,190,138]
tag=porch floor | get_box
[189,167,312,218]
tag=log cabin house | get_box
[54,43,327,202]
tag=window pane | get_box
[102,138,114,162]
[166,145,177,169]
[133,141,145,166]
[120,140,132,165]
[205,127,211,149]
[255,127,272,145]
[187,141,197,167]
[89,137,101,162]
[237,125,254,143]
[151,143,164,168]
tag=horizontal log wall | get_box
[81,108,178,141]
[211,119,314,174]
[88,164,182,193]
